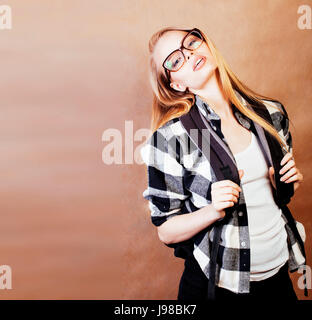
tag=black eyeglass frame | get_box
[162,28,204,83]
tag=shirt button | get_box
[241,241,246,247]
[238,212,243,217]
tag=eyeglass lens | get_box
[164,30,203,71]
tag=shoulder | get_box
[145,117,187,149]
[261,98,289,119]
[140,117,187,167]
[260,98,290,133]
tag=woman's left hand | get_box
[269,152,303,192]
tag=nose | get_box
[182,49,194,60]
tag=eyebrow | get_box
[163,34,185,58]
[160,33,186,69]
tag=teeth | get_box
[195,58,202,68]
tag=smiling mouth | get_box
[193,56,206,71]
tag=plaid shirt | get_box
[140,90,307,295]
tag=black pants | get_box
[177,255,298,301]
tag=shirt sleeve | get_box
[263,100,293,155]
[140,125,190,228]
[276,101,293,155]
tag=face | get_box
[153,30,218,92]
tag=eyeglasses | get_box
[162,28,204,83]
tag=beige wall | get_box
[0,0,311,299]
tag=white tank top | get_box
[233,131,289,281]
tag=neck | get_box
[190,70,233,119]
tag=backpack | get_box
[179,100,307,300]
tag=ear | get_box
[170,81,187,92]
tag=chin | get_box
[193,65,216,83]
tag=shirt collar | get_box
[194,90,252,130]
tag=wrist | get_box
[204,203,224,222]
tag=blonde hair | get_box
[148,26,289,151]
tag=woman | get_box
[140,26,307,301]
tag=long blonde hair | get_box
[148,26,289,151]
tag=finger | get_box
[213,192,236,203]
[212,189,239,201]
[238,169,244,180]
[294,182,299,192]
[219,201,235,208]
[280,167,297,182]
[284,174,299,183]
[269,166,275,180]
[214,180,242,192]
[280,152,293,166]
[284,171,303,184]
[268,166,276,189]
[279,159,295,175]
[212,189,239,203]
[220,186,240,197]
[299,171,304,182]
[296,170,304,182]
[219,193,238,203]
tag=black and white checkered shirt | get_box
[140,89,307,295]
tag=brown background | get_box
[0,0,311,299]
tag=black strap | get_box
[282,205,308,297]
[249,105,307,296]
[179,105,238,300]
[180,104,240,184]
[179,102,308,299]
[248,104,294,206]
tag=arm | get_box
[266,100,303,193]
[157,202,222,244]
[140,126,223,245]
[274,101,303,192]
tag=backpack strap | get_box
[180,104,239,184]
[179,104,239,300]
[251,104,307,297]
[248,104,294,206]
[179,102,307,298]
